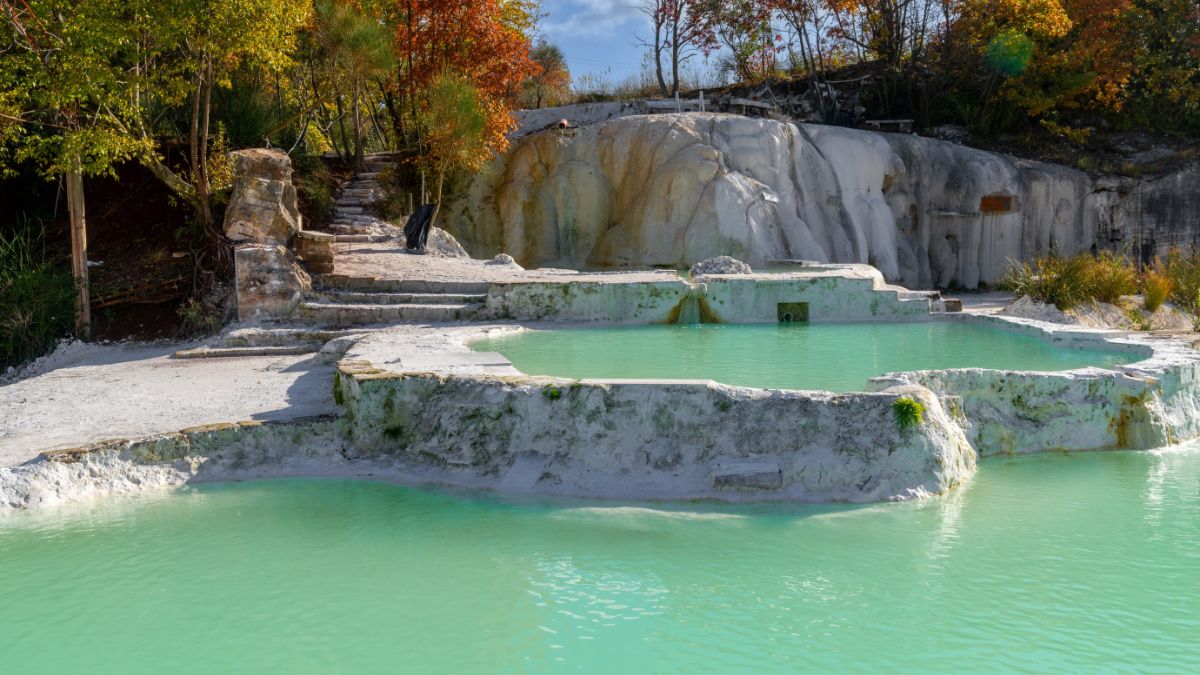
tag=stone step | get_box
[217,327,357,347]
[311,290,487,305]
[334,234,393,243]
[355,172,381,180]
[316,274,490,295]
[336,206,365,215]
[172,344,322,359]
[298,301,484,325]
[331,217,384,225]
[932,298,963,313]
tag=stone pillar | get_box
[224,149,310,322]
[295,230,335,275]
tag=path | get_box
[0,342,336,468]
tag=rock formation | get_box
[225,149,309,321]
[224,149,301,244]
[691,256,752,275]
[446,111,1196,289]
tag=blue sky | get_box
[540,0,654,80]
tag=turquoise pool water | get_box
[1,447,1199,672]
[471,322,1136,392]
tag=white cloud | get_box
[542,0,647,41]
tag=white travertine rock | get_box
[1001,296,1073,324]
[486,253,521,267]
[334,328,977,503]
[425,227,469,258]
[446,112,1137,289]
[691,256,752,275]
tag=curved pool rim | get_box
[461,313,1161,395]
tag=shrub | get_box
[0,224,74,370]
[291,151,336,226]
[892,397,925,431]
[1142,268,1173,311]
[177,297,225,338]
[1003,252,1136,310]
[1159,248,1200,307]
[1003,255,1089,310]
[1086,251,1138,304]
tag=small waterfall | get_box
[675,295,700,324]
[671,284,716,324]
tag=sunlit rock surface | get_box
[447,112,1159,289]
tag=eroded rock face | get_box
[224,149,301,245]
[445,113,1127,289]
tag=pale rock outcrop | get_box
[691,255,752,275]
[486,253,522,268]
[426,227,469,258]
[1001,296,1073,324]
[224,149,301,244]
[445,113,1117,289]
[1002,295,1195,331]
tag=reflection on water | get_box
[1,444,1199,672]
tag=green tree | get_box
[135,0,311,232]
[313,0,396,169]
[1,0,154,336]
[417,73,495,226]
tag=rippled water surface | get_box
[470,322,1135,392]
[2,447,1200,673]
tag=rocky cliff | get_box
[446,111,1193,288]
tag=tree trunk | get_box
[670,8,681,96]
[66,163,90,339]
[197,59,215,232]
[430,169,445,228]
[655,17,668,97]
[352,77,365,170]
[332,84,353,163]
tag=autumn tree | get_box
[522,41,572,108]
[388,0,538,201]
[390,0,539,116]
[640,0,705,96]
[687,0,782,81]
[417,73,508,225]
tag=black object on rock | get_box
[404,204,437,252]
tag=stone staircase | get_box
[297,275,490,326]
[883,285,962,313]
[329,154,403,243]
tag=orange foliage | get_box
[389,0,538,158]
[952,0,1137,121]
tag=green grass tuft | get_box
[892,397,925,431]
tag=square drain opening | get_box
[777,302,809,323]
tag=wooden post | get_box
[66,163,91,338]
